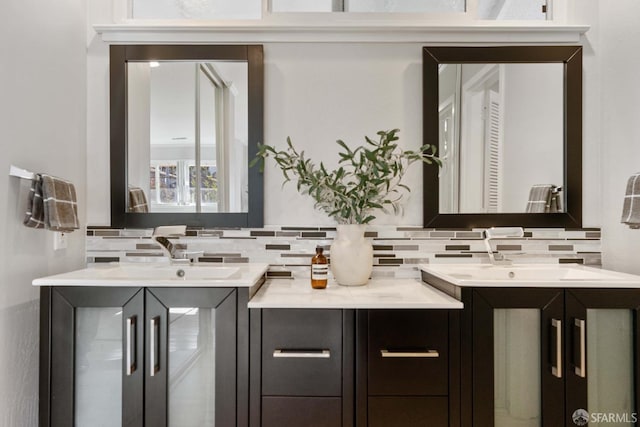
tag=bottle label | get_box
[311,264,328,280]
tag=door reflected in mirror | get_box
[438,62,564,214]
[127,61,248,214]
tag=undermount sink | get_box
[96,264,240,281]
[420,264,640,288]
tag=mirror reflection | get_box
[438,62,564,214]
[127,61,248,214]
[169,307,216,426]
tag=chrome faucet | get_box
[483,227,524,265]
[152,225,202,264]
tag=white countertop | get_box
[420,264,640,288]
[247,278,463,309]
[32,262,269,288]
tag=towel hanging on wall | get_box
[23,175,45,229]
[621,172,640,229]
[24,174,80,232]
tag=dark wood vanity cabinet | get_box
[251,308,459,427]
[40,286,250,427]
[358,310,459,427]
[464,287,640,427]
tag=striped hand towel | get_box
[23,174,45,229]
[621,173,640,229]
[128,187,149,213]
[42,174,79,232]
[24,174,79,232]
[525,185,553,213]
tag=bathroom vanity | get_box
[247,278,462,427]
[421,264,640,427]
[35,263,268,427]
[35,263,640,426]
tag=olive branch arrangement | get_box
[251,129,441,224]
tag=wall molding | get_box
[94,23,589,44]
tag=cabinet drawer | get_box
[368,310,448,396]
[368,396,448,427]
[262,396,341,427]
[262,309,342,396]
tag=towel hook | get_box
[9,165,37,180]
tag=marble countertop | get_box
[247,278,463,309]
[32,262,269,288]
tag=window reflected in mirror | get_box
[127,61,248,214]
[438,62,564,214]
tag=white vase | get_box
[330,224,373,286]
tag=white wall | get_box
[594,0,640,273]
[0,0,87,424]
[263,43,426,225]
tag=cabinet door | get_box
[42,286,144,427]
[566,289,640,426]
[472,288,564,427]
[144,288,237,427]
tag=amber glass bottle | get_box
[311,246,328,289]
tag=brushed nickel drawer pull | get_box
[273,349,330,358]
[380,349,440,358]
[150,317,160,377]
[574,318,586,378]
[125,316,136,376]
[551,318,562,378]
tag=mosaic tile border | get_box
[86,226,602,280]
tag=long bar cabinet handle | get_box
[551,318,562,378]
[150,317,159,377]
[380,349,440,358]
[273,349,330,358]
[575,318,586,378]
[126,316,136,376]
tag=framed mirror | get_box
[110,45,264,228]
[423,46,582,228]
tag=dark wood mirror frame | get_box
[110,44,264,228]
[423,45,582,228]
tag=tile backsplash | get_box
[86,226,602,280]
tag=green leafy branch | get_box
[250,129,441,224]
